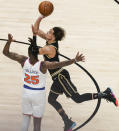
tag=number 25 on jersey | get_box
[24,73,39,85]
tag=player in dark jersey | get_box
[31,15,118,131]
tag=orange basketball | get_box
[38,1,54,16]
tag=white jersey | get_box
[23,58,47,92]
[22,58,47,117]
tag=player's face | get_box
[47,29,55,37]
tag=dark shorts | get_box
[50,69,77,97]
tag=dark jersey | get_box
[43,41,62,75]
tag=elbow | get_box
[35,30,38,35]
[3,50,9,56]
[3,50,6,55]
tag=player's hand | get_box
[28,37,34,44]
[38,15,45,20]
[40,15,45,19]
[8,34,15,42]
[74,52,85,62]
[28,37,37,46]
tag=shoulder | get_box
[49,41,58,50]
[49,42,58,50]
[21,57,28,67]
[40,61,47,74]
[43,45,56,52]
[49,45,57,50]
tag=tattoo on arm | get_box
[7,52,26,62]
[4,52,27,66]
[40,61,47,74]
[45,59,75,69]
[3,41,27,66]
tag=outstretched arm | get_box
[3,34,27,67]
[33,16,51,40]
[40,52,85,73]
[45,52,85,69]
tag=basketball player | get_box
[3,34,85,131]
[32,16,118,131]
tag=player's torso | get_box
[22,58,47,94]
[44,41,62,75]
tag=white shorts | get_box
[22,88,46,118]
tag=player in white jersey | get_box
[3,34,85,131]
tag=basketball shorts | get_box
[22,89,46,118]
[50,69,78,97]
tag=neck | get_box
[47,40,56,44]
[29,57,38,65]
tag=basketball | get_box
[38,1,54,16]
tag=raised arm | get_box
[40,52,85,73]
[3,34,27,67]
[28,37,56,57]
[33,16,51,40]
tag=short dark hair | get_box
[28,36,39,59]
[53,27,65,41]
[28,45,38,59]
